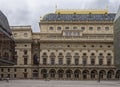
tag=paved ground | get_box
[0,80,120,87]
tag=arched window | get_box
[50,53,55,65]
[91,59,95,65]
[66,53,72,65]
[74,53,79,65]
[42,52,47,65]
[33,54,39,65]
[58,53,63,65]
[99,59,103,65]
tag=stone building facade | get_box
[0,9,120,80]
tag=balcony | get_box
[40,35,113,42]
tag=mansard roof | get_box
[0,10,12,35]
[42,13,116,21]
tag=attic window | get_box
[24,33,28,37]
[57,27,61,30]
[73,27,77,29]
[65,27,69,30]
[49,27,54,30]
[97,27,101,31]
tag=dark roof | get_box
[0,11,12,35]
[42,13,116,21]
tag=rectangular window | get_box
[14,68,17,72]
[24,33,28,37]
[81,27,85,31]
[107,59,111,65]
[49,27,54,30]
[65,27,69,29]
[83,58,87,66]
[51,58,55,65]
[97,27,101,31]
[8,74,10,78]
[75,58,79,65]
[99,59,103,65]
[43,58,47,65]
[91,59,95,65]
[24,50,27,55]
[1,74,3,78]
[89,27,93,30]
[14,74,16,78]
[73,27,77,29]
[24,69,27,72]
[24,73,27,78]
[57,27,61,30]
[105,27,109,30]
[24,58,28,65]
[8,68,10,72]
[1,68,3,72]
[66,58,71,65]
[59,58,63,65]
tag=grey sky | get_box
[0,0,120,32]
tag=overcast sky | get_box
[0,0,120,32]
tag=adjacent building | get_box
[114,7,120,69]
[0,11,15,66]
[0,9,120,80]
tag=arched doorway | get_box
[91,70,97,80]
[107,70,114,80]
[116,70,120,79]
[99,70,106,80]
[82,70,89,80]
[32,70,39,79]
[74,70,80,79]
[49,69,56,79]
[41,69,48,79]
[66,69,73,79]
[57,69,64,79]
